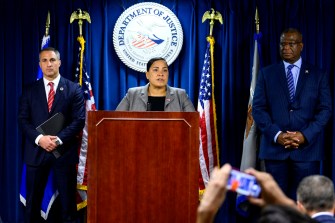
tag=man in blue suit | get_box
[297,175,335,223]
[19,47,85,222]
[252,28,332,200]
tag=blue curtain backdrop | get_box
[1,0,334,222]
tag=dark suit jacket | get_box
[19,76,85,166]
[314,214,335,223]
[252,61,332,161]
[115,83,195,111]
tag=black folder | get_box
[36,112,65,158]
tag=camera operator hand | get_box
[245,168,296,208]
[196,163,232,223]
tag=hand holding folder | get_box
[36,112,65,158]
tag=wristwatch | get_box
[55,139,61,146]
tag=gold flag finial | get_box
[70,8,91,36]
[202,8,223,36]
[255,7,259,34]
[45,11,50,36]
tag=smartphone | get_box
[226,169,261,197]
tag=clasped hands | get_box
[38,135,58,152]
[277,131,305,149]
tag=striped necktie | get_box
[286,64,295,102]
[47,82,55,112]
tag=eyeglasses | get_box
[280,42,301,48]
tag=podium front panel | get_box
[87,111,199,223]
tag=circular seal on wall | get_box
[113,2,183,72]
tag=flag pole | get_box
[45,11,50,37]
[202,8,223,167]
[236,7,263,217]
[70,9,91,86]
[202,8,223,37]
[20,10,57,220]
[70,8,96,212]
[198,8,223,198]
[255,7,259,34]
[70,8,91,37]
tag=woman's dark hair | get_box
[146,57,167,71]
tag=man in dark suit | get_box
[19,47,85,222]
[297,175,335,223]
[252,28,332,200]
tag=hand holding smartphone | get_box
[226,169,261,197]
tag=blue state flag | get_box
[19,33,58,220]
[236,32,263,217]
[37,35,50,80]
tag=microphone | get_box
[147,102,151,111]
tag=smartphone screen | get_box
[226,169,261,197]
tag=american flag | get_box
[75,36,96,210]
[198,39,219,194]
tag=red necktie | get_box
[47,82,55,112]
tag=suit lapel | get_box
[295,62,308,100]
[165,86,175,108]
[278,63,292,102]
[140,84,149,107]
[37,79,49,114]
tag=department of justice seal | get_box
[113,2,183,72]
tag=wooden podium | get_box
[87,111,199,223]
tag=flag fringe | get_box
[77,200,87,211]
[77,36,85,86]
[77,184,87,190]
[207,36,220,167]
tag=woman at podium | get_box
[116,57,195,112]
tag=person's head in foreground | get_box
[296,175,335,216]
[258,204,317,223]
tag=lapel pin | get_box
[60,87,64,91]
[305,70,309,74]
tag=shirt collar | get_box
[283,57,302,70]
[43,74,61,89]
[312,211,334,218]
